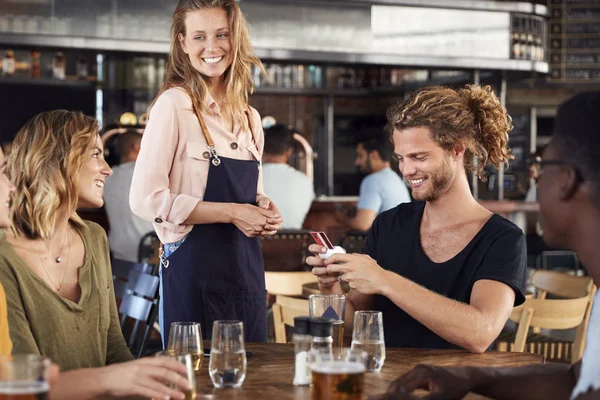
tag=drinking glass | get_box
[154,352,197,400]
[0,354,50,399]
[208,320,247,388]
[167,322,204,372]
[310,348,366,400]
[309,294,346,351]
[351,311,386,372]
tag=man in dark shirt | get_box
[368,93,600,400]
[308,84,527,352]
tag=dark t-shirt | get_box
[364,201,527,349]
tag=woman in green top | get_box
[0,110,190,400]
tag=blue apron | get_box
[160,105,267,346]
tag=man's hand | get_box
[369,365,477,400]
[324,253,390,295]
[307,244,342,291]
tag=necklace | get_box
[37,227,71,292]
[55,227,68,263]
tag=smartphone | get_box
[310,231,334,249]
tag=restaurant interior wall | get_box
[0,0,551,200]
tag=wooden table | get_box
[194,343,542,399]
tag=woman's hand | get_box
[231,203,279,237]
[98,357,191,400]
[306,244,342,292]
[256,196,283,236]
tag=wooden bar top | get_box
[194,342,543,399]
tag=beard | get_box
[411,155,455,202]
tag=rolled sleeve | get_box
[130,93,199,234]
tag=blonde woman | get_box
[131,0,282,344]
[0,110,191,400]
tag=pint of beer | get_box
[311,349,366,400]
[0,355,50,400]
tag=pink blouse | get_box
[129,87,265,244]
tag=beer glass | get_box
[154,352,197,400]
[351,311,385,372]
[310,348,366,400]
[309,294,346,351]
[167,322,204,372]
[0,354,50,400]
[208,320,247,388]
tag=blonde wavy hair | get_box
[386,84,514,181]
[153,0,264,131]
[7,110,99,239]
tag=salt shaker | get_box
[310,317,334,354]
[293,316,312,386]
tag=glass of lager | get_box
[154,351,197,400]
[351,311,385,372]
[309,294,346,352]
[209,320,247,388]
[167,322,204,372]
[0,354,50,400]
[310,348,366,400]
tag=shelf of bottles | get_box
[510,13,546,61]
[252,63,468,93]
[0,47,97,85]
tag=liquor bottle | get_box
[30,51,41,78]
[2,50,15,77]
[52,51,66,80]
[76,55,88,79]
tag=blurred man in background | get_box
[104,131,153,261]
[262,124,315,230]
[336,135,411,232]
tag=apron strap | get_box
[185,88,258,161]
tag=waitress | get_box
[130,0,282,345]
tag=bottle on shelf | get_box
[76,55,88,79]
[519,23,528,60]
[30,51,41,78]
[511,16,521,60]
[52,51,66,80]
[2,50,15,77]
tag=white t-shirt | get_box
[262,163,315,230]
[104,161,154,262]
[571,290,600,399]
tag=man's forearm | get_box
[381,273,504,353]
[471,364,575,400]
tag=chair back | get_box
[118,270,160,359]
[261,229,313,272]
[265,271,318,297]
[509,295,592,359]
[111,258,157,302]
[272,295,309,343]
[338,229,368,252]
[531,270,594,299]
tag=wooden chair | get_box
[495,270,596,363]
[272,295,309,343]
[265,271,318,297]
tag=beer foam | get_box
[0,381,49,394]
[311,361,365,374]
